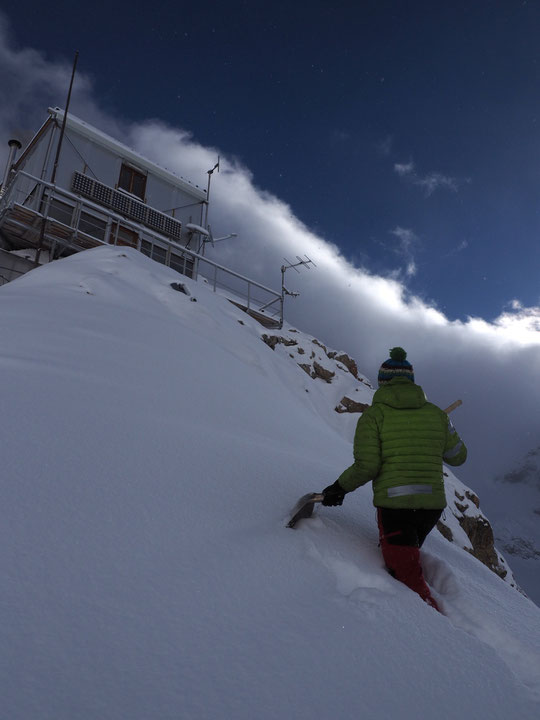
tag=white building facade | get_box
[0,108,282,327]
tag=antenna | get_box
[279,255,316,327]
[281,255,316,292]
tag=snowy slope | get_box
[257,323,518,592]
[1,246,539,720]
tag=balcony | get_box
[0,171,283,328]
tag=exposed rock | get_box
[438,486,514,584]
[312,339,327,353]
[262,334,279,350]
[296,361,337,383]
[465,490,480,508]
[437,521,453,542]
[312,361,335,383]
[334,353,360,379]
[297,347,305,355]
[261,334,298,350]
[459,515,507,580]
[335,397,369,414]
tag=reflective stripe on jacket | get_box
[336,377,467,509]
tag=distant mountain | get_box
[501,446,540,491]
[491,447,540,588]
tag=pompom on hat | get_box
[377,347,415,386]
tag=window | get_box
[170,252,194,279]
[141,240,152,257]
[140,240,167,265]
[79,212,107,241]
[111,223,139,247]
[151,244,167,265]
[43,197,74,225]
[118,163,147,200]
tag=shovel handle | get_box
[443,399,462,414]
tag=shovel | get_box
[287,399,462,528]
[286,493,324,528]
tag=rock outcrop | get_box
[335,396,369,414]
[437,480,516,585]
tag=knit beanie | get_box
[377,347,415,386]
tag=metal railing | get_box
[0,171,283,326]
[0,265,25,286]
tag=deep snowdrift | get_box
[1,246,539,720]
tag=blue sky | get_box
[4,0,540,322]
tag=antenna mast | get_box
[279,255,316,328]
[204,157,220,229]
[36,50,78,267]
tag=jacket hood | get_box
[373,377,427,410]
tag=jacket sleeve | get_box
[336,406,382,492]
[442,415,467,466]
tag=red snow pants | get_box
[376,507,442,612]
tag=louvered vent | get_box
[72,172,182,241]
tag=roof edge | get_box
[48,107,207,201]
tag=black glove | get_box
[321,480,347,507]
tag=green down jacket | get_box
[336,377,467,509]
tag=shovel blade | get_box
[287,493,324,528]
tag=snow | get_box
[186,223,210,236]
[1,245,539,719]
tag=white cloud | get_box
[415,171,459,196]
[394,157,466,197]
[390,225,418,250]
[389,226,419,277]
[394,161,415,177]
[405,260,417,277]
[1,16,540,498]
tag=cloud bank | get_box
[1,15,540,506]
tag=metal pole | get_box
[204,158,219,229]
[1,139,22,194]
[35,50,79,266]
[50,51,79,186]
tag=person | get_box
[322,347,467,611]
